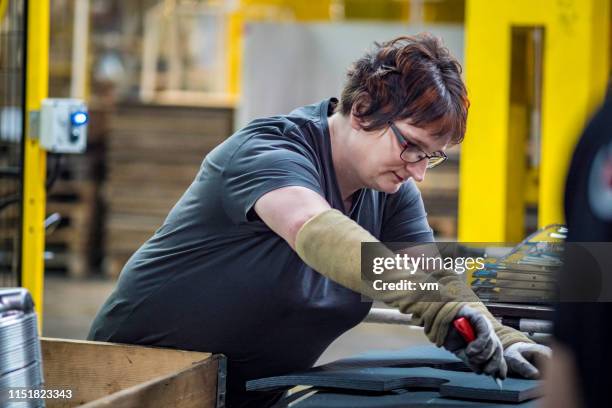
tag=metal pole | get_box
[70,0,89,99]
[365,308,553,334]
[364,308,413,325]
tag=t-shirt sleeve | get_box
[380,180,434,242]
[221,135,324,224]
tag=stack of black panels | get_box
[284,389,540,407]
[247,346,542,407]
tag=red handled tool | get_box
[453,317,476,342]
[453,317,503,389]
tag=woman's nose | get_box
[406,159,428,182]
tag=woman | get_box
[90,33,548,407]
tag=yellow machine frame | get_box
[459,0,610,242]
[21,0,49,321]
[0,0,8,20]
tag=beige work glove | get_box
[295,210,532,349]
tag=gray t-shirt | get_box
[89,98,433,406]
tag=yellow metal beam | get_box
[228,0,334,96]
[538,0,609,226]
[226,9,242,96]
[0,0,8,22]
[22,0,49,323]
[459,0,609,242]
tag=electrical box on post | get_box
[40,98,88,153]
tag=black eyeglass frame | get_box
[387,122,447,169]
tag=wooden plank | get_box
[104,227,158,241]
[112,104,233,118]
[106,213,165,230]
[109,113,232,136]
[106,163,198,184]
[42,338,212,408]
[152,89,237,109]
[48,180,97,200]
[46,227,92,251]
[80,356,222,408]
[104,185,183,215]
[103,254,132,278]
[45,179,100,277]
[104,187,185,202]
[44,251,89,278]
[428,215,457,239]
[104,183,187,196]
[421,198,458,215]
[104,231,152,253]
[46,202,90,222]
[47,176,98,196]
[52,154,104,181]
[105,151,208,165]
[107,131,225,149]
[104,199,177,217]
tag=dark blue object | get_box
[249,345,541,404]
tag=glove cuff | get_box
[468,303,535,348]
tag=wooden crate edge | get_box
[79,354,226,408]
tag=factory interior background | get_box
[0,0,611,406]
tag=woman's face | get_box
[350,118,450,194]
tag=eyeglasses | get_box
[388,122,447,169]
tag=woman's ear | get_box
[348,112,363,131]
[349,97,373,131]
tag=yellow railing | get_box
[21,0,49,325]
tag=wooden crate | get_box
[41,338,225,408]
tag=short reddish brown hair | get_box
[337,33,469,144]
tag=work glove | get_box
[504,342,551,379]
[443,305,507,379]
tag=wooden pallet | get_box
[419,157,459,240]
[43,107,108,277]
[102,103,233,277]
[45,181,99,277]
[427,215,458,240]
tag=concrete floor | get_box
[42,275,430,365]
